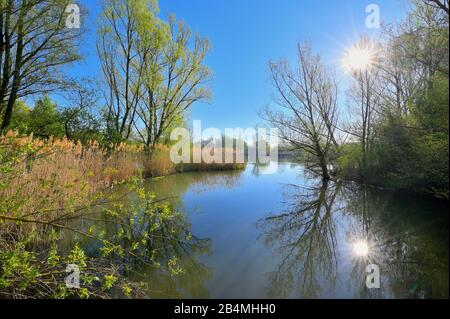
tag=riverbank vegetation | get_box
[265,0,449,199]
[0,132,177,298]
[0,0,243,298]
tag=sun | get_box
[342,41,377,73]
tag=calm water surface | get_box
[125,163,449,299]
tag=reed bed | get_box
[0,132,246,219]
[0,132,144,217]
[177,145,246,173]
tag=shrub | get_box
[336,143,362,180]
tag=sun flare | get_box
[342,42,377,72]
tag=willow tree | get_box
[0,0,81,131]
[97,0,155,141]
[98,0,211,146]
[263,43,338,180]
[135,15,211,148]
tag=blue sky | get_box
[73,0,410,131]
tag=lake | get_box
[78,163,449,299]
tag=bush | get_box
[336,143,362,180]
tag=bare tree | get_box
[263,43,338,180]
[374,0,448,128]
[347,68,382,180]
[341,37,384,180]
[377,31,426,118]
[258,181,341,298]
[396,1,449,77]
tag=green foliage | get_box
[28,96,65,139]
[338,73,449,197]
[98,0,211,147]
[9,96,66,139]
[0,137,207,298]
[337,143,362,180]
[60,108,102,144]
[413,74,449,132]
[409,74,449,197]
[9,95,102,144]
[10,101,31,134]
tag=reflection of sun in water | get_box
[352,240,369,257]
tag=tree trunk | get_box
[1,1,25,131]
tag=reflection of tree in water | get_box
[259,178,448,299]
[111,206,212,298]
[187,170,244,194]
[342,184,449,299]
[119,170,242,297]
[143,170,244,202]
[68,173,236,298]
[258,180,342,298]
[251,162,303,177]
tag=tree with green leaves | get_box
[338,0,449,197]
[9,99,30,133]
[97,0,154,141]
[0,0,82,131]
[28,95,64,139]
[98,0,211,148]
[135,15,212,148]
[59,79,102,143]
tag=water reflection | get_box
[258,180,342,298]
[144,170,244,202]
[105,200,212,298]
[69,164,448,299]
[259,179,448,299]
[343,184,449,299]
[121,170,245,298]
[64,172,245,298]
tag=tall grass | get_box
[176,145,246,173]
[142,144,247,176]
[0,132,144,216]
[0,132,246,217]
[0,132,200,299]
[142,145,176,178]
